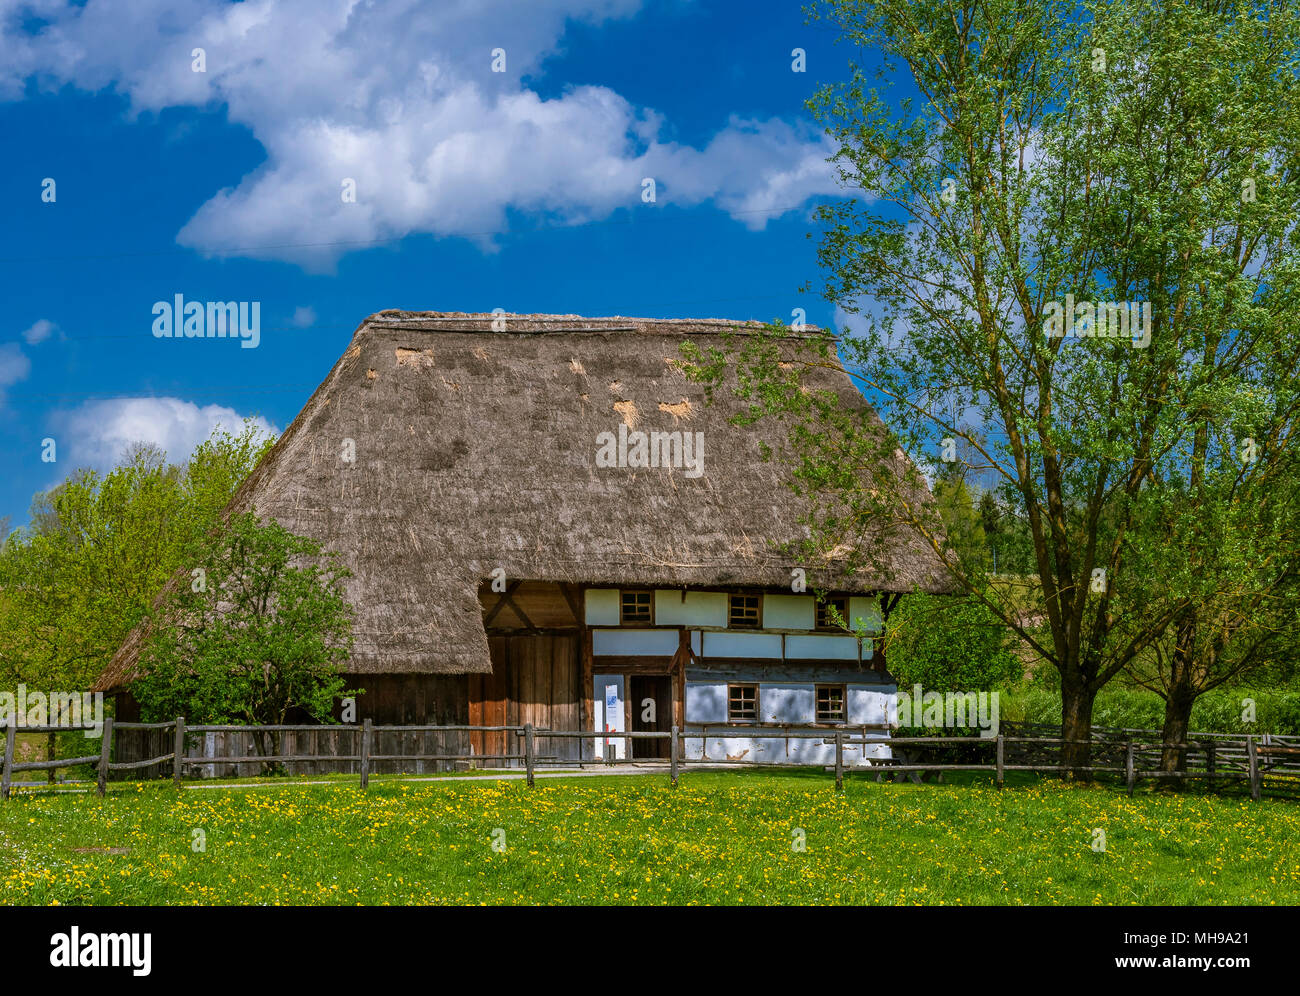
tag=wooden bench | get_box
[864,753,940,784]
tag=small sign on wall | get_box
[594,676,626,760]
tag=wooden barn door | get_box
[471,634,582,765]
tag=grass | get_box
[2,769,1297,905]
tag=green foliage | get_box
[931,474,986,575]
[1004,685,1300,738]
[0,423,274,692]
[978,491,1035,575]
[132,511,355,729]
[886,592,1023,693]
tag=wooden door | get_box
[629,674,672,760]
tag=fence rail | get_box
[3,716,1298,800]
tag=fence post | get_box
[97,718,114,797]
[524,723,535,787]
[670,725,679,788]
[1,716,15,801]
[173,717,185,788]
[834,732,844,792]
[359,718,372,790]
[995,734,1004,790]
[1125,740,1135,796]
[1247,735,1260,802]
[1205,741,1216,787]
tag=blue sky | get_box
[1,0,875,527]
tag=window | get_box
[620,589,653,625]
[816,597,848,631]
[729,593,761,628]
[728,683,759,722]
[816,684,846,723]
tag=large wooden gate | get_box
[469,633,583,765]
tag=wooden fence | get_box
[3,717,1298,800]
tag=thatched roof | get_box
[96,310,950,689]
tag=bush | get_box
[884,593,1020,759]
[887,592,1022,693]
[133,512,356,736]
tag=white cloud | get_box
[290,305,317,328]
[0,343,30,385]
[49,397,278,472]
[0,343,31,406]
[20,318,58,345]
[1,0,840,269]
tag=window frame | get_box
[728,593,762,629]
[815,597,849,632]
[619,589,654,626]
[727,682,760,723]
[815,683,847,725]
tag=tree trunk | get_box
[1060,680,1096,779]
[1161,616,1202,777]
[252,728,284,777]
[1159,687,1194,776]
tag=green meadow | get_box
[2,770,1297,906]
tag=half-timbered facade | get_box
[472,581,897,767]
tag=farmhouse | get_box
[97,311,950,768]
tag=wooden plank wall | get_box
[110,674,471,778]
[352,674,470,775]
[470,633,583,765]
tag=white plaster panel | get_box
[760,683,815,724]
[685,682,728,724]
[654,590,728,627]
[585,588,620,626]
[849,596,883,634]
[784,634,860,660]
[762,594,815,630]
[847,687,895,726]
[592,628,679,656]
[702,632,783,658]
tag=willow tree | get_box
[686,0,1300,771]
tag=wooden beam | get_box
[592,655,677,674]
[482,580,523,627]
[581,626,593,760]
[559,582,583,627]
[623,677,633,756]
[673,629,689,732]
[501,590,536,631]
